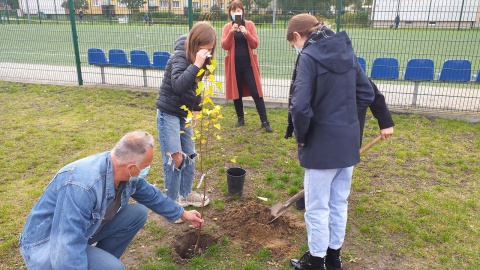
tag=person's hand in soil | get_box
[181,210,204,227]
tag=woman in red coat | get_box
[221,0,272,132]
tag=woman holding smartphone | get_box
[221,0,272,132]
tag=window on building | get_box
[193,2,199,9]
[173,1,180,8]
[203,3,209,9]
[160,1,168,8]
[93,0,101,6]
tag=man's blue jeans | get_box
[156,110,196,201]
[303,166,354,258]
[87,204,148,270]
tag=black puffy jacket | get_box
[156,34,202,118]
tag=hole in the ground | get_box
[173,230,217,260]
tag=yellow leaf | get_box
[206,60,217,73]
[213,123,221,130]
[196,81,205,95]
[196,68,205,77]
[231,156,237,163]
[203,96,213,106]
[180,105,188,111]
[205,85,213,96]
[185,123,191,128]
[215,135,222,140]
[210,59,217,68]
[201,139,207,144]
[216,82,222,89]
[180,130,185,134]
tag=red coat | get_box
[221,20,263,100]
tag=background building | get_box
[372,0,480,28]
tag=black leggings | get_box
[233,63,268,122]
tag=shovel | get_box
[268,135,382,224]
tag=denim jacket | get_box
[19,151,183,269]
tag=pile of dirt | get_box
[217,200,305,259]
[169,200,305,264]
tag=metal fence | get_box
[1,0,479,113]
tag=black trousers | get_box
[233,63,268,122]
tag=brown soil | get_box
[166,200,305,265]
[122,196,306,269]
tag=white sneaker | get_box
[178,191,210,207]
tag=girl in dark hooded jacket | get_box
[285,14,374,270]
[155,22,216,216]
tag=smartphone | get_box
[235,14,242,25]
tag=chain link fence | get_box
[1,0,479,113]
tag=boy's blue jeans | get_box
[303,166,354,258]
[156,110,196,201]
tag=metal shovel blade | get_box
[268,135,383,224]
[268,190,305,224]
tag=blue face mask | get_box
[129,165,150,182]
[294,46,302,55]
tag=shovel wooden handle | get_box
[283,189,305,207]
[268,135,383,224]
[360,135,382,154]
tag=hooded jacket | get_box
[156,34,202,118]
[290,27,374,169]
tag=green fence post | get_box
[109,5,112,25]
[68,0,83,86]
[36,0,41,24]
[188,0,193,29]
[336,0,342,33]
[7,9,10,24]
[457,0,465,31]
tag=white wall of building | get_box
[20,0,66,15]
[373,0,479,22]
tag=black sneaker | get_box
[325,247,342,270]
[296,196,305,210]
[290,250,326,270]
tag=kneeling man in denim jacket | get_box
[19,130,204,270]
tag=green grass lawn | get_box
[0,22,479,80]
[0,81,479,269]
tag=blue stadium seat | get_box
[438,59,471,82]
[371,57,399,79]
[357,56,366,74]
[404,58,434,81]
[87,48,109,66]
[108,49,130,67]
[474,69,480,82]
[153,51,170,69]
[130,50,153,69]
